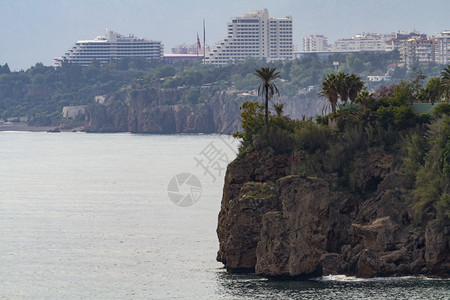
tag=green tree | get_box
[1,63,11,74]
[233,101,265,152]
[421,77,442,103]
[348,74,365,104]
[273,103,284,117]
[255,67,280,125]
[155,65,176,78]
[320,73,339,113]
[439,65,450,100]
[336,72,350,103]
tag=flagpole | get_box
[203,18,206,63]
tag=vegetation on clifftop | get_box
[234,67,450,224]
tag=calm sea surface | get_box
[0,132,448,299]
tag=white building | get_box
[303,35,328,52]
[331,33,394,52]
[434,30,450,64]
[62,106,87,119]
[205,9,293,65]
[55,29,163,66]
[367,75,391,82]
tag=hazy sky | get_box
[1,0,449,70]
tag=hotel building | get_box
[55,29,163,66]
[205,9,293,65]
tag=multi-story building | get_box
[303,35,328,52]
[385,31,427,52]
[331,33,394,52]
[400,37,435,69]
[55,29,163,66]
[172,43,200,55]
[434,29,450,64]
[205,9,293,65]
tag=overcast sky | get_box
[1,0,449,70]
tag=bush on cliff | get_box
[234,70,449,224]
[408,114,450,224]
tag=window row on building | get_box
[205,9,293,65]
[55,30,163,66]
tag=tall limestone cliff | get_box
[84,86,326,134]
[216,147,449,278]
[85,89,242,134]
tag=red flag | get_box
[197,33,202,53]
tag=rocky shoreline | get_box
[0,123,55,132]
[0,123,85,132]
[216,147,449,278]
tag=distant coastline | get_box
[0,123,81,132]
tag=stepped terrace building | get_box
[55,30,163,66]
[205,9,293,65]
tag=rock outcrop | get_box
[216,148,450,278]
[216,148,289,272]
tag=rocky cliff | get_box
[216,147,449,278]
[84,87,326,134]
[85,89,242,134]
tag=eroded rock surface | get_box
[216,148,450,278]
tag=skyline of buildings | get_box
[301,30,450,69]
[53,9,449,69]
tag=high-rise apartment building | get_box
[434,30,450,64]
[303,35,328,52]
[55,29,163,66]
[400,37,435,69]
[205,9,293,65]
[385,31,427,52]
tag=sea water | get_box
[0,132,448,299]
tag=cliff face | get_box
[84,87,326,134]
[217,148,450,278]
[85,90,242,134]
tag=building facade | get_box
[400,37,436,69]
[205,9,293,65]
[55,30,163,66]
[303,35,328,52]
[331,33,395,52]
[434,30,450,64]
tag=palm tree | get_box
[255,67,280,125]
[348,74,365,104]
[423,77,442,103]
[320,73,339,113]
[273,103,284,117]
[336,72,350,104]
[439,65,450,100]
